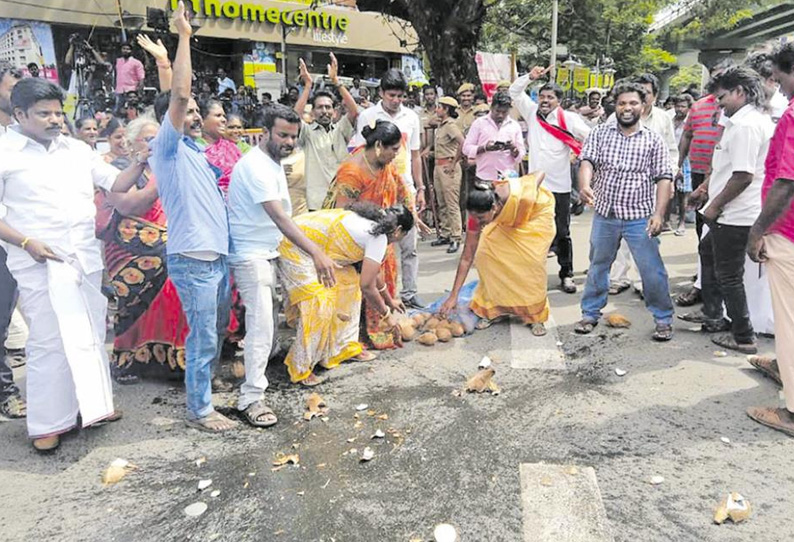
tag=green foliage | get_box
[669,64,704,93]
[480,0,674,79]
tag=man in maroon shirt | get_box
[745,42,794,437]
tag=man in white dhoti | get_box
[0,78,145,451]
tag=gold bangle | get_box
[20,237,30,250]
[380,306,391,319]
[378,285,387,293]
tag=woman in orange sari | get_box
[325,120,414,349]
[439,173,556,336]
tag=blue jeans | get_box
[167,254,231,419]
[581,213,674,325]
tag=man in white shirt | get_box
[610,73,679,294]
[0,61,26,420]
[229,103,339,413]
[679,67,774,354]
[354,69,426,309]
[217,67,236,95]
[510,66,591,293]
[0,77,146,451]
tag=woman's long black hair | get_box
[466,182,499,213]
[347,201,414,236]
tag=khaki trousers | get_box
[766,234,794,411]
[434,162,463,241]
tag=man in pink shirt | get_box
[114,42,144,103]
[745,42,794,437]
[463,92,525,183]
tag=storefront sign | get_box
[311,29,348,45]
[174,0,351,32]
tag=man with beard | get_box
[510,65,591,294]
[0,77,146,450]
[114,42,144,112]
[294,53,358,211]
[0,61,26,420]
[149,2,236,433]
[575,82,675,342]
[228,103,337,426]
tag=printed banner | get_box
[402,54,428,88]
[556,67,571,91]
[572,66,590,93]
[475,51,514,99]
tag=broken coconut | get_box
[417,332,438,346]
[606,313,631,328]
[360,447,375,462]
[714,492,752,524]
[303,392,328,421]
[465,367,500,394]
[102,458,136,486]
[436,327,452,342]
[272,453,300,467]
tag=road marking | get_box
[510,316,565,370]
[520,463,614,542]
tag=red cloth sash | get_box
[537,108,583,156]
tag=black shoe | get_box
[5,348,25,368]
[447,241,460,253]
[571,201,585,216]
[561,277,576,293]
[402,296,427,310]
[431,237,451,247]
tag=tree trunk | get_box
[356,0,486,92]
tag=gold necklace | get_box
[363,153,380,177]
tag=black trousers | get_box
[0,249,19,401]
[553,192,573,279]
[692,172,707,239]
[699,223,755,343]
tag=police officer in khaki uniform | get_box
[433,96,465,253]
[455,83,477,225]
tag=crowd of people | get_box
[2,1,794,451]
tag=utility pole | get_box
[550,0,559,78]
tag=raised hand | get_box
[136,34,169,62]
[298,58,312,86]
[528,65,554,81]
[173,0,192,36]
[327,52,339,85]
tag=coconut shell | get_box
[411,314,425,326]
[399,320,417,341]
[606,313,631,328]
[436,319,453,332]
[416,332,438,346]
[449,322,465,337]
[436,328,452,342]
[424,317,440,330]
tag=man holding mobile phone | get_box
[462,92,525,184]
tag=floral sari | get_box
[325,158,413,349]
[278,210,366,382]
[94,173,189,371]
[470,174,556,324]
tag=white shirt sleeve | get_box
[409,112,421,151]
[89,146,121,191]
[244,160,284,205]
[363,233,388,263]
[509,74,538,121]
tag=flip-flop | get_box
[746,355,782,386]
[608,283,630,295]
[0,394,26,419]
[711,334,757,355]
[351,351,378,362]
[747,407,794,437]
[574,319,598,334]
[530,323,547,337]
[475,315,508,330]
[32,435,60,453]
[652,323,674,342]
[240,400,278,428]
[300,373,327,387]
[185,411,239,433]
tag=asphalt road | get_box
[1,209,792,542]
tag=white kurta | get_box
[0,128,119,437]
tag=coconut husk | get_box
[436,327,452,342]
[417,332,438,346]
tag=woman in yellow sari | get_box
[439,173,556,336]
[325,120,415,349]
[278,203,413,386]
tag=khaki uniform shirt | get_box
[455,106,476,136]
[434,117,464,160]
[299,116,354,210]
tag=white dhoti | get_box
[14,259,114,438]
[5,305,28,351]
[744,257,774,336]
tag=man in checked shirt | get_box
[575,81,676,341]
